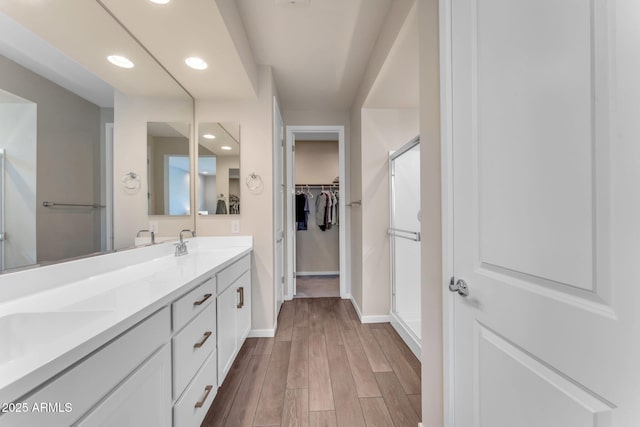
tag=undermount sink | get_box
[0,311,112,364]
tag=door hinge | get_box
[293,272,297,278]
[281,276,284,284]
[292,144,295,152]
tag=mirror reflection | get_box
[0,7,193,274]
[197,123,240,215]
[0,56,113,272]
[147,122,191,216]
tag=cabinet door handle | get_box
[193,293,212,306]
[194,331,212,348]
[194,385,213,408]
[237,286,244,308]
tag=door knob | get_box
[449,277,469,297]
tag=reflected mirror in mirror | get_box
[147,122,191,216]
[197,123,240,215]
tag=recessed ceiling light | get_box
[203,134,216,139]
[150,0,170,4]
[107,55,134,69]
[221,146,232,151]
[185,57,208,70]
[202,171,209,174]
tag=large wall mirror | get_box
[147,122,191,216]
[0,7,191,272]
[197,122,240,215]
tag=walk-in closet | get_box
[293,139,340,297]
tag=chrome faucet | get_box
[175,229,195,256]
[136,229,155,244]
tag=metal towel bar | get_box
[42,201,105,208]
[388,227,421,242]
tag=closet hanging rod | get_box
[388,228,421,242]
[42,201,105,208]
[295,184,339,187]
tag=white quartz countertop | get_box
[0,236,252,405]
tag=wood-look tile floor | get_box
[202,298,422,427]
[294,276,340,298]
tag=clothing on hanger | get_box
[216,194,227,214]
[296,192,309,230]
[229,194,240,214]
[315,191,328,231]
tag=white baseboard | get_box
[350,296,363,320]
[361,314,392,323]
[296,271,340,276]
[248,328,275,338]
[349,296,392,324]
[389,314,422,359]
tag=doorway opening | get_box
[285,125,347,300]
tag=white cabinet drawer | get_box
[172,275,216,332]
[172,303,216,399]
[216,254,250,294]
[173,350,217,427]
[0,308,170,427]
[76,345,172,427]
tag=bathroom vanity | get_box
[0,236,252,427]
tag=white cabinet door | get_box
[76,345,171,427]
[450,0,639,425]
[236,271,252,343]
[217,282,238,386]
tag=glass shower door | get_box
[390,138,421,347]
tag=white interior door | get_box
[285,128,297,298]
[273,97,285,315]
[449,0,639,426]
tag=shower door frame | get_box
[389,136,421,358]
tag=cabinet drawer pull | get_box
[194,331,212,348]
[237,286,244,308]
[195,385,213,408]
[193,293,212,306]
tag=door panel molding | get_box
[475,323,615,426]
[469,0,614,305]
[477,263,616,319]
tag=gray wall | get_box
[0,54,103,265]
[0,100,36,269]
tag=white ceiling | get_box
[0,0,188,102]
[98,0,258,100]
[0,0,414,112]
[0,11,115,107]
[237,0,392,110]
